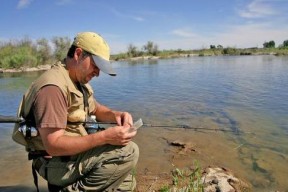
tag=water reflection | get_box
[126,58,159,65]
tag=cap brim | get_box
[92,55,116,76]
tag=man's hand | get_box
[94,102,133,127]
[115,112,133,127]
[102,124,137,146]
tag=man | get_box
[13,32,139,191]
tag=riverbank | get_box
[111,47,288,61]
[0,64,51,73]
[1,50,287,74]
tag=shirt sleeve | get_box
[33,85,68,129]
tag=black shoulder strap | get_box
[76,83,89,114]
[32,164,40,192]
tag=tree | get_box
[37,38,52,64]
[263,40,275,48]
[0,38,38,68]
[222,47,238,55]
[283,40,288,48]
[52,37,71,61]
[127,44,139,57]
[143,41,159,56]
[217,45,223,49]
[210,45,216,49]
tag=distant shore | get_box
[1,51,287,73]
[0,64,51,73]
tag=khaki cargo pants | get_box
[37,142,139,191]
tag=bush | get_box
[222,47,239,55]
[1,54,37,69]
[111,53,128,61]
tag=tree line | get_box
[0,37,71,69]
[209,40,288,50]
[0,37,288,69]
[114,39,288,60]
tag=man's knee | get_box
[127,141,139,167]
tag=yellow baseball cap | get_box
[73,32,116,76]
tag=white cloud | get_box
[108,21,288,53]
[171,28,197,38]
[133,16,144,22]
[213,24,288,48]
[110,8,145,22]
[154,23,288,51]
[238,0,278,18]
[17,0,33,9]
[56,0,73,6]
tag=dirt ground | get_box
[0,127,251,192]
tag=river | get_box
[0,55,287,191]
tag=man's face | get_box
[77,51,100,84]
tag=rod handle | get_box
[0,115,23,123]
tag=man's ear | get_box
[74,48,83,60]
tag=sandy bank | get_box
[0,65,51,73]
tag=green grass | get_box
[159,161,204,192]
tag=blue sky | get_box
[1,0,288,54]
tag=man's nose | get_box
[94,67,100,77]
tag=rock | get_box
[170,140,196,152]
[201,167,251,192]
[255,159,270,173]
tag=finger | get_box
[122,112,133,127]
[116,116,122,126]
[122,138,132,145]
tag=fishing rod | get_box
[0,115,250,134]
[0,115,138,125]
[142,123,247,133]
[0,115,24,123]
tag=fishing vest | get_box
[12,62,96,152]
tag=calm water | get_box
[0,55,287,191]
